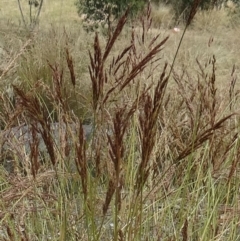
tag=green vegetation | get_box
[75,0,146,31]
[75,0,146,18]
[0,0,240,240]
[168,0,224,20]
[158,0,239,23]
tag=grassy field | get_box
[0,0,78,23]
[0,1,240,240]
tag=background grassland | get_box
[0,1,240,241]
[0,0,78,24]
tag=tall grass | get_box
[0,2,240,241]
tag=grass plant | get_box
[0,1,240,240]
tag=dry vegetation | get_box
[0,1,240,240]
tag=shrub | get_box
[166,0,226,22]
[75,0,146,31]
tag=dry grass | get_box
[0,1,240,240]
[150,3,175,29]
[0,0,79,26]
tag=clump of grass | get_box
[193,8,232,31]
[0,1,240,240]
[150,2,175,29]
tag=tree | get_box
[168,0,227,22]
[75,0,147,31]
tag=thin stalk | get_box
[167,24,188,79]
[35,0,44,20]
[29,3,32,26]
[168,0,201,80]
[32,0,44,31]
[17,0,28,30]
[114,186,119,241]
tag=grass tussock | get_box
[0,2,240,241]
